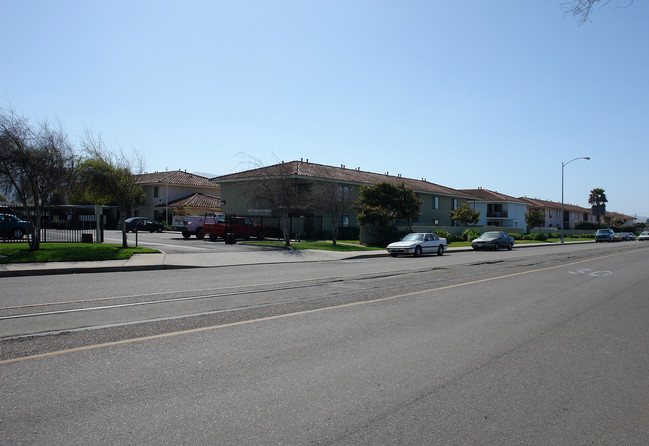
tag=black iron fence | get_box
[246,215,323,240]
[0,205,115,244]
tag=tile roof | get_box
[605,211,635,221]
[460,188,528,203]
[156,193,221,209]
[211,160,474,198]
[136,170,219,188]
[518,197,591,213]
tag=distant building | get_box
[134,170,221,223]
[518,197,596,230]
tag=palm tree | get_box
[588,188,607,222]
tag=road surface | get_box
[2,242,648,444]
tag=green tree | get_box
[72,133,146,248]
[588,187,607,222]
[525,208,546,232]
[395,183,423,232]
[355,182,422,231]
[448,203,480,226]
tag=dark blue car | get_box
[0,213,30,239]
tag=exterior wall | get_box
[417,194,467,227]
[219,183,252,217]
[469,202,527,229]
[507,205,528,229]
[541,207,595,230]
[543,207,562,229]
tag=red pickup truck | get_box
[205,217,266,241]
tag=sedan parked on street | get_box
[118,217,164,233]
[386,232,447,257]
[639,231,649,241]
[595,228,615,242]
[471,231,514,251]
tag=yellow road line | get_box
[0,249,640,366]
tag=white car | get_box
[386,232,447,257]
[639,231,649,241]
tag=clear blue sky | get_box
[3,1,648,218]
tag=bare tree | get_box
[242,160,300,247]
[0,106,75,250]
[310,182,356,245]
[235,155,317,247]
[562,0,633,25]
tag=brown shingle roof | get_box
[212,160,474,198]
[519,197,591,213]
[136,170,219,188]
[157,193,221,209]
[605,211,635,221]
[460,188,528,203]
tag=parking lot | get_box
[101,229,273,254]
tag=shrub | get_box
[433,229,451,241]
[574,221,604,230]
[508,233,523,240]
[334,226,360,240]
[461,228,482,242]
[534,233,548,241]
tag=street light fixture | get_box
[561,156,590,243]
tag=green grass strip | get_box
[0,243,158,263]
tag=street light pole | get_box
[561,156,590,243]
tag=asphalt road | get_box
[2,242,648,444]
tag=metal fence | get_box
[247,215,323,240]
[1,206,109,244]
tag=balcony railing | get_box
[486,211,508,218]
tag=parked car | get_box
[622,232,636,241]
[0,213,30,239]
[118,217,164,233]
[386,232,447,257]
[471,231,514,251]
[595,228,615,242]
[639,231,649,241]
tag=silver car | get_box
[386,233,447,257]
[471,231,514,251]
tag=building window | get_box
[340,215,350,227]
[433,219,439,226]
[432,196,439,210]
[153,187,159,198]
[452,199,458,210]
[549,210,553,218]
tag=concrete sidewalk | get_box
[0,247,387,277]
[0,241,591,277]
